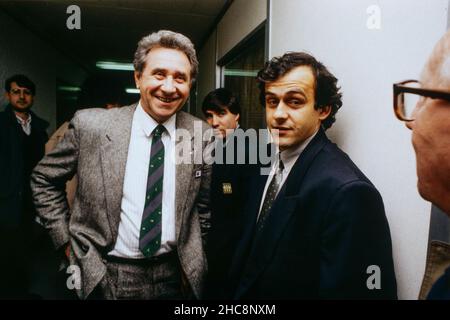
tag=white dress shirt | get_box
[258,130,319,218]
[109,103,176,258]
[15,113,31,135]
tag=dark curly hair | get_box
[257,52,342,130]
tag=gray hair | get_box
[133,30,199,82]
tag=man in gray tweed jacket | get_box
[31,30,212,300]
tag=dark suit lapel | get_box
[235,129,329,298]
[6,109,22,190]
[99,105,136,242]
[228,161,269,292]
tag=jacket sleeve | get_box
[319,180,398,299]
[31,116,80,250]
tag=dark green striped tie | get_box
[139,124,165,257]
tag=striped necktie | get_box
[139,124,165,257]
[255,156,284,233]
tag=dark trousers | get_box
[0,228,29,299]
[89,251,185,300]
[0,223,74,299]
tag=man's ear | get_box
[318,105,332,121]
[134,71,141,89]
[4,91,11,102]
[235,113,240,123]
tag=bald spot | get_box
[420,30,450,89]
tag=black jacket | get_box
[229,129,397,299]
[205,128,262,299]
[0,105,49,229]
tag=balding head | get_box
[409,30,450,214]
[420,31,450,89]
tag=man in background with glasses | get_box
[393,30,450,299]
[0,74,49,298]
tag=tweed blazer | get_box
[31,104,212,299]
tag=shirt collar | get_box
[136,101,176,138]
[15,113,32,126]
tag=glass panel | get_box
[223,27,265,129]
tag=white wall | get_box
[196,30,217,118]
[217,0,266,60]
[270,0,448,299]
[0,10,87,133]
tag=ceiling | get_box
[0,0,231,73]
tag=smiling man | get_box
[31,30,212,300]
[228,52,397,299]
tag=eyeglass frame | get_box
[393,79,450,121]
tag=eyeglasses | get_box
[393,80,450,121]
[9,88,32,96]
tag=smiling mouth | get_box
[156,96,178,103]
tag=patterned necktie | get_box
[139,124,165,257]
[255,156,284,233]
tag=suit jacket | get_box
[205,129,258,298]
[229,129,397,299]
[0,105,48,230]
[45,121,77,208]
[31,104,212,299]
[419,240,450,299]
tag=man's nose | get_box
[273,103,288,121]
[161,77,176,94]
[212,115,219,127]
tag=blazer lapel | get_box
[6,109,22,190]
[99,105,136,242]
[174,112,196,240]
[235,129,329,298]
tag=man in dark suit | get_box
[228,52,397,299]
[0,74,49,298]
[201,88,254,299]
[31,30,212,300]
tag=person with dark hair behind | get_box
[228,52,397,299]
[77,73,125,110]
[201,88,253,299]
[202,88,241,137]
[0,74,49,298]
